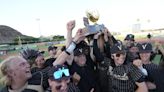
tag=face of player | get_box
[48,78,70,92]
[49,49,57,56]
[125,40,134,47]
[129,46,139,53]
[74,54,86,67]
[35,55,45,68]
[112,52,126,66]
[139,52,151,64]
[10,57,32,82]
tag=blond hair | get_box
[0,56,23,85]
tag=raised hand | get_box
[94,32,102,39]
[67,20,75,31]
[133,59,142,68]
[73,28,85,44]
[72,72,81,85]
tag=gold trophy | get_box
[86,9,99,24]
[83,9,105,36]
[84,10,105,52]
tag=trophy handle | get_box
[83,17,89,26]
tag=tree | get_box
[13,36,39,44]
[52,35,65,41]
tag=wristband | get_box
[66,41,76,54]
[65,50,71,55]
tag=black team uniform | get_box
[150,67,164,92]
[138,43,159,92]
[93,40,145,92]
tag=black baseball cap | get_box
[138,43,153,53]
[48,65,71,81]
[74,48,84,56]
[124,34,135,41]
[73,41,88,56]
[48,46,57,51]
[110,43,126,54]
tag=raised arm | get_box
[53,29,85,66]
[66,20,75,47]
[93,32,104,62]
[103,28,111,58]
[65,20,76,65]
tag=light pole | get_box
[147,19,151,30]
[36,18,41,37]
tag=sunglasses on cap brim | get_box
[114,52,126,57]
[53,68,70,80]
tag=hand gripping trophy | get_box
[83,9,105,36]
[83,10,106,59]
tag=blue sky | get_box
[0,0,164,37]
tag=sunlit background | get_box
[0,0,164,37]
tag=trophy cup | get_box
[83,10,106,53]
[83,9,105,36]
[86,9,99,24]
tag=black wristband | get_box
[72,41,77,45]
[65,50,70,55]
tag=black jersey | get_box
[143,63,158,82]
[108,63,144,92]
[69,61,98,92]
[151,68,164,92]
[93,39,145,92]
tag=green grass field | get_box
[0,58,2,63]
[0,43,65,62]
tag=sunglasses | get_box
[53,68,70,80]
[115,53,126,57]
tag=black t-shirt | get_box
[31,67,44,74]
[69,61,97,92]
[150,68,164,92]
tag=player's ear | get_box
[111,55,114,59]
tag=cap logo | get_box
[142,44,147,50]
[79,48,82,53]
[117,45,122,50]
[129,35,132,38]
